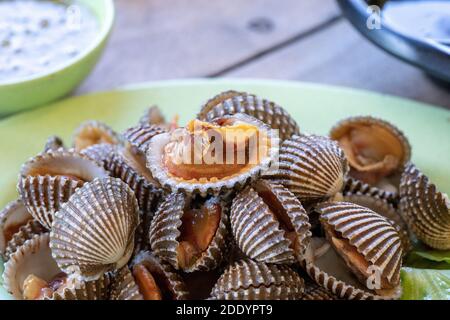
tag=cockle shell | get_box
[110,251,188,300]
[343,177,398,207]
[0,199,33,259]
[197,91,300,141]
[329,116,411,188]
[149,193,229,272]
[265,134,349,202]
[302,279,339,300]
[3,234,110,300]
[399,163,450,250]
[302,202,403,300]
[147,113,280,196]
[50,177,140,281]
[108,143,164,213]
[123,124,167,155]
[4,219,46,261]
[43,136,65,152]
[72,120,121,152]
[343,193,411,254]
[209,259,305,300]
[230,180,311,264]
[17,150,109,229]
[139,105,167,126]
[80,143,116,171]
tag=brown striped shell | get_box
[330,116,411,189]
[147,113,279,196]
[72,120,121,152]
[302,279,339,300]
[209,259,305,300]
[230,180,311,264]
[265,134,349,202]
[80,143,115,171]
[343,177,399,207]
[50,177,140,281]
[343,193,411,254]
[111,251,188,300]
[399,163,450,250]
[139,105,167,126]
[197,91,300,141]
[17,150,109,229]
[149,193,229,272]
[4,219,46,261]
[304,202,403,299]
[0,199,33,259]
[3,234,110,300]
[108,142,164,214]
[122,124,167,155]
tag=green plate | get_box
[0,79,449,300]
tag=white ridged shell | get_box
[4,219,46,261]
[122,124,167,155]
[73,120,121,152]
[50,177,140,281]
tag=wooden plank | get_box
[224,19,450,109]
[77,0,340,93]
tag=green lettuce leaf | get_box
[401,268,450,300]
[414,250,450,264]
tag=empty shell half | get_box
[197,91,300,141]
[399,163,450,250]
[230,180,311,264]
[147,113,279,196]
[50,177,140,281]
[3,234,110,300]
[149,193,229,272]
[72,120,121,152]
[330,116,411,189]
[209,259,305,300]
[265,134,349,202]
[110,251,188,300]
[17,150,110,229]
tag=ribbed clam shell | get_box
[265,134,349,201]
[50,177,140,281]
[43,136,65,152]
[123,124,167,155]
[302,279,339,300]
[139,105,167,126]
[80,143,115,171]
[73,120,121,152]
[17,150,109,229]
[230,181,311,264]
[130,251,189,299]
[48,274,110,300]
[147,114,280,197]
[399,163,450,250]
[149,193,229,272]
[343,177,398,207]
[0,199,33,258]
[109,267,143,300]
[197,91,300,141]
[209,259,305,300]
[317,202,403,289]
[4,219,46,261]
[343,194,411,254]
[330,116,411,164]
[108,144,164,213]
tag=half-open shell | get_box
[110,251,188,300]
[399,163,450,250]
[3,234,110,300]
[147,113,279,196]
[149,193,229,272]
[230,180,311,264]
[343,177,398,207]
[0,199,33,259]
[330,116,411,189]
[265,134,348,202]
[197,91,300,141]
[72,121,121,152]
[50,177,140,281]
[17,150,109,229]
[209,259,305,300]
[4,220,46,261]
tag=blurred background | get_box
[77,0,450,109]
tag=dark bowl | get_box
[337,0,450,82]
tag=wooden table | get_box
[77,0,450,109]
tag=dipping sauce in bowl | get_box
[0,0,99,83]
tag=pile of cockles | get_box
[0,91,448,300]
